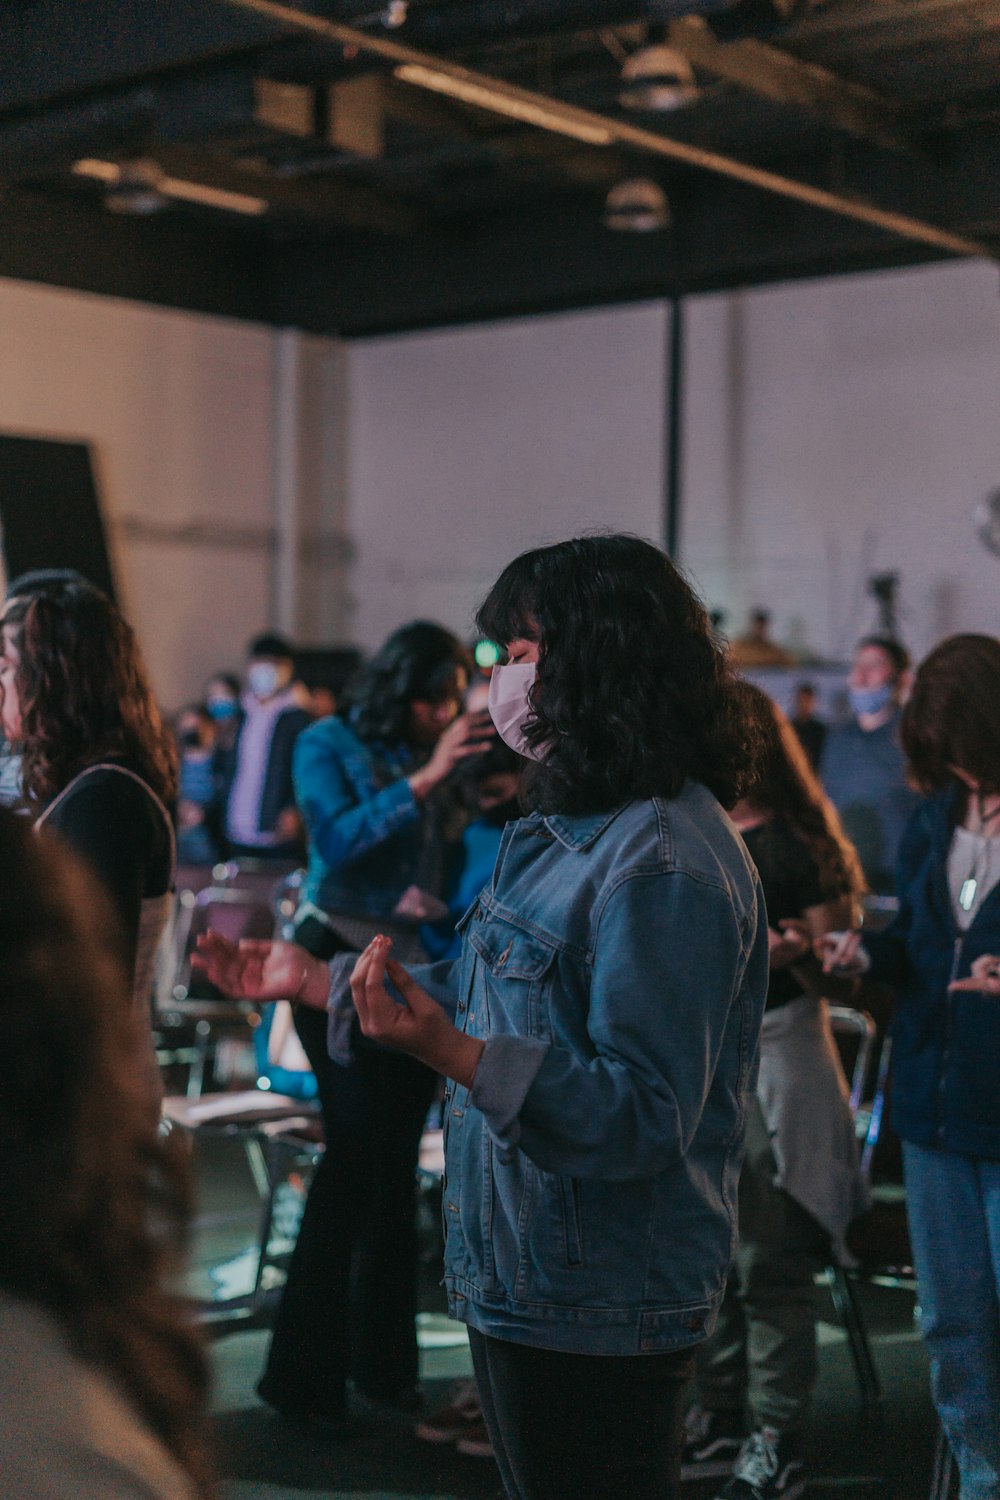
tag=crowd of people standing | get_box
[0,546,998,1500]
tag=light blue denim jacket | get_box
[294,715,422,918]
[337,781,768,1356]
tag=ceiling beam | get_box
[665,16,910,153]
[217,0,993,262]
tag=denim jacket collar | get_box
[541,804,628,851]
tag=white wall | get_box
[0,278,346,708]
[681,260,1000,663]
[2,255,997,707]
[346,260,1000,666]
[346,302,668,648]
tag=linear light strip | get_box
[72,158,267,216]
[394,63,613,146]
[218,0,992,263]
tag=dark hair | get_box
[856,635,911,677]
[476,533,760,814]
[3,582,178,808]
[901,634,1000,796]
[348,621,471,746]
[205,672,240,698]
[0,810,214,1495]
[248,632,293,661]
[5,567,94,601]
[738,683,866,905]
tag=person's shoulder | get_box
[51,764,159,817]
[277,704,312,731]
[650,784,760,893]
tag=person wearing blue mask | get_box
[820,636,919,896]
[219,635,310,863]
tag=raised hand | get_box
[409,712,496,799]
[350,935,483,1086]
[191,931,330,1009]
[949,953,1000,996]
[815,929,867,975]
[767,919,812,970]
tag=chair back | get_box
[827,1004,877,1120]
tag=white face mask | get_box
[488,662,546,761]
[247,661,281,699]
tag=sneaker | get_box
[713,1427,806,1500]
[681,1405,746,1481]
[415,1381,483,1446]
[455,1416,494,1459]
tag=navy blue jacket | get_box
[869,787,1000,1160]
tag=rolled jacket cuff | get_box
[470,1034,549,1148]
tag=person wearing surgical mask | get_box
[220,633,310,863]
[819,635,919,896]
[192,536,770,1500]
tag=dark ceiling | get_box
[2,0,999,335]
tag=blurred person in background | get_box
[821,635,1000,1500]
[789,682,826,772]
[220,633,309,863]
[684,684,867,1500]
[0,581,177,1084]
[251,620,491,1430]
[0,806,213,1499]
[204,672,241,753]
[820,636,918,896]
[730,609,796,670]
[175,704,222,868]
[0,568,97,810]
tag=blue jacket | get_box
[412,783,768,1356]
[868,788,1000,1159]
[294,715,423,918]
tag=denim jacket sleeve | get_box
[470,868,761,1182]
[293,723,421,872]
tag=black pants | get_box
[469,1328,692,1500]
[257,997,438,1417]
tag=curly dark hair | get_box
[348,620,471,746]
[737,682,866,906]
[0,809,213,1495]
[901,633,1000,797]
[476,533,761,814]
[2,581,178,808]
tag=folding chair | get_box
[162,1089,324,1328]
[156,864,293,1097]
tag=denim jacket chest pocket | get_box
[466,920,558,1042]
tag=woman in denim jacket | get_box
[196,536,770,1499]
[822,636,1000,1500]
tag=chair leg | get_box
[826,1263,882,1406]
[928,1421,956,1500]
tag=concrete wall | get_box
[345,302,669,649]
[1,256,997,707]
[679,259,1000,664]
[0,278,346,709]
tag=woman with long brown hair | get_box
[823,635,1000,1500]
[0,578,177,1012]
[684,683,868,1500]
[0,806,212,1498]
